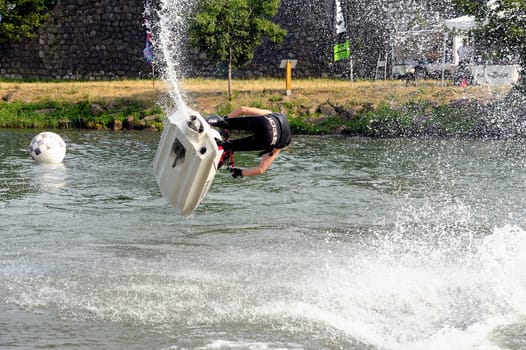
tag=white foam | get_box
[198,339,287,349]
[253,223,526,350]
[479,225,526,314]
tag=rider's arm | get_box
[228,106,273,118]
[240,149,280,177]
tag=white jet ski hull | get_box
[153,108,222,216]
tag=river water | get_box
[1,129,526,350]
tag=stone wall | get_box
[0,0,148,80]
[235,0,456,79]
[0,0,456,80]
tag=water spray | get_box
[156,0,195,111]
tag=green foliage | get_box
[189,0,286,70]
[277,101,295,116]
[215,101,234,116]
[0,0,55,44]
[0,95,503,138]
[452,0,488,18]
[288,116,319,134]
[360,103,410,137]
[428,103,478,136]
[0,100,164,129]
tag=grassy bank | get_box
[0,79,511,135]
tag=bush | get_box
[0,100,164,130]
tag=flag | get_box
[334,40,350,61]
[335,0,346,35]
[144,40,153,64]
[143,0,154,64]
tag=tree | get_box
[0,0,56,44]
[452,0,526,90]
[189,0,286,99]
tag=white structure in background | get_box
[445,13,521,87]
[471,65,521,86]
[444,15,477,66]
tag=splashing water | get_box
[156,0,195,111]
[6,201,526,350]
[2,132,526,349]
[266,215,526,349]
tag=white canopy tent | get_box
[444,16,477,31]
[389,16,478,86]
[444,16,478,67]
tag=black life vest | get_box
[259,113,291,156]
[270,112,291,149]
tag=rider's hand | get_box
[230,168,243,178]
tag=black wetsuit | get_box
[223,112,291,154]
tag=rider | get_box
[207,106,291,178]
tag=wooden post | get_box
[285,60,292,96]
[280,59,297,95]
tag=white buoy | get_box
[28,132,66,164]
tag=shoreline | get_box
[0,79,520,138]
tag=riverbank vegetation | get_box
[0,78,517,137]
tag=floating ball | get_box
[29,132,66,164]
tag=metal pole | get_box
[384,50,388,79]
[442,32,447,87]
[391,34,395,79]
[350,56,354,85]
[375,52,380,80]
[152,61,155,89]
